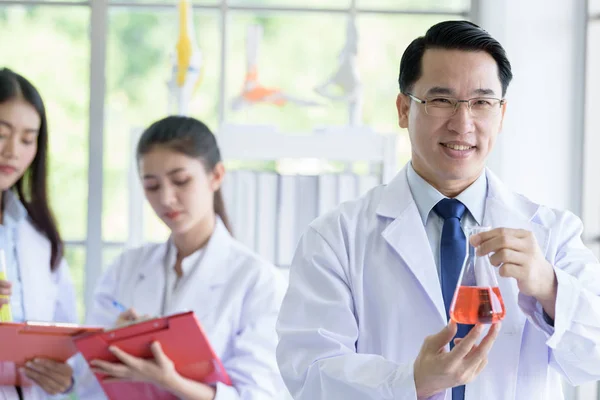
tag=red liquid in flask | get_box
[450,286,506,324]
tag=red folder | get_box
[74,311,231,400]
[0,321,103,386]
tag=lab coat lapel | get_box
[483,169,549,333]
[17,220,56,321]
[466,169,549,400]
[377,166,447,324]
[484,169,549,255]
[164,218,232,317]
[130,244,168,317]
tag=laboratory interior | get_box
[0,0,599,399]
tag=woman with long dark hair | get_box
[0,68,77,399]
[79,116,285,399]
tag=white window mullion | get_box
[127,128,145,248]
[218,0,229,126]
[85,0,108,309]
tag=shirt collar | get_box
[406,161,487,225]
[164,237,206,277]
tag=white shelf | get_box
[217,124,398,171]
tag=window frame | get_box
[0,0,471,308]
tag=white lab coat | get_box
[0,219,78,400]
[77,218,287,400]
[276,166,600,400]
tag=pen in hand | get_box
[112,301,153,328]
[112,300,140,327]
[112,300,127,313]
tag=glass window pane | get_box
[228,0,349,7]
[357,14,463,165]
[225,13,348,131]
[65,245,124,323]
[0,5,90,241]
[64,245,86,322]
[587,21,600,146]
[103,8,220,242]
[357,0,469,12]
[583,21,600,258]
[0,0,86,2]
[65,244,127,323]
[108,0,218,3]
[103,245,125,270]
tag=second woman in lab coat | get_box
[0,68,78,400]
[80,116,285,400]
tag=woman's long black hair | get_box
[0,68,63,270]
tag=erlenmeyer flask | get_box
[449,226,505,324]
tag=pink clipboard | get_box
[73,311,231,400]
[0,321,103,387]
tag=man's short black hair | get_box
[398,20,513,97]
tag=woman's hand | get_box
[91,341,178,387]
[0,280,12,306]
[115,308,152,327]
[90,341,216,400]
[22,359,73,395]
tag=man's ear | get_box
[397,93,410,129]
[498,100,508,132]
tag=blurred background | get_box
[0,0,599,398]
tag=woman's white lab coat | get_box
[79,218,286,400]
[0,219,78,400]
[276,166,600,400]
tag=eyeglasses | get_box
[406,93,505,118]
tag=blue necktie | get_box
[434,198,471,400]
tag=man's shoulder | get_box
[505,190,581,231]
[486,169,577,227]
[309,184,388,240]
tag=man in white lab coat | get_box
[276,20,600,400]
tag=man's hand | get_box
[414,321,501,398]
[471,228,558,318]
